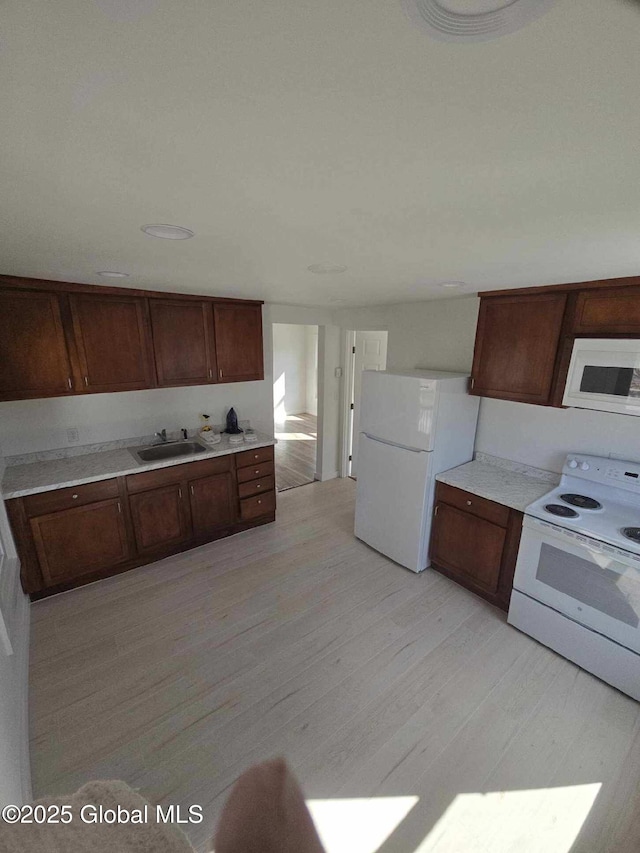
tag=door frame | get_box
[340,330,357,478]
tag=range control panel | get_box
[563,454,640,493]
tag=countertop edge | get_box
[2,437,277,500]
[436,460,557,513]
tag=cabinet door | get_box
[129,484,189,555]
[430,503,506,594]
[189,472,235,538]
[471,293,567,404]
[150,299,217,387]
[0,289,73,401]
[69,293,155,393]
[213,303,264,382]
[572,285,640,334]
[30,499,130,586]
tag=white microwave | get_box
[563,338,640,416]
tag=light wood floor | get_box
[29,479,640,853]
[274,412,317,491]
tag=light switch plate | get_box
[334,367,343,379]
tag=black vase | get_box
[224,407,244,435]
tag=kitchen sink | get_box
[131,440,208,463]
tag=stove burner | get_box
[560,493,603,511]
[621,527,640,544]
[545,504,579,518]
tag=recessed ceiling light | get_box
[141,224,195,240]
[439,281,466,289]
[328,297,347,303]
[97,271,129,278]
[308,263,348,275]
[402,0,559,42]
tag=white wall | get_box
[272,324,310,419]
[0,442,31,805]
[335,295,640,475]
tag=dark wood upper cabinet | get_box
[471,292,567,405]
[213,303,264,383]
[29,498,130,586]
[69,293,155,393]
[0,288,73,400]
[189,472,235,538]
[150,299,217,387]
[571,285,640,335]
[0,275,265,401]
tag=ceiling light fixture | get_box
[141,224,195,240]
[97,271,129,278]
[402,0,560,42]
[307,263,348,275]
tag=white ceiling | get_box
[2,0,640,306]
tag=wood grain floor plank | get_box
[28,478,640,853]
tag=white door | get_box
[354,433,431,572]
[350,331,388,476]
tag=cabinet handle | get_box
[67,377,72,390]
[178,487,182,499]
[208,368,212,379]
[466,500,472,506]
[190,485,194,496]
[256,484,261,489]
[72,493,78,499]
[219,368,223,379]
[255,469,260,474]
[117,501,122,513]
[434,505,439,516]
[470,377,475,389]
[84,376,88,387]
[257,499,262,505]
[254,454,259,460]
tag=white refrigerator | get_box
[354,369,479,573]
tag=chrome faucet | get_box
[154,429,167,443]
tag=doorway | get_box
[272,324,318,492]
[345,330,388,478]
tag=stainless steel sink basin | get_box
[131,440,207,463]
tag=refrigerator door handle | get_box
[362,433,425,454]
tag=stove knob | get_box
[580,461,590,471]
[568,459,578,469]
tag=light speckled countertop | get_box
[436,454,558,513]
[2,432,276,499]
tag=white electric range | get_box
[508,453,640,701]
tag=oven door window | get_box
[579,366,640,398]
[536,542,640,634]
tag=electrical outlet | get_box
[66,427,79,444]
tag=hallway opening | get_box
[272,324,318,492]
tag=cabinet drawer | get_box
[23,478,119,517]
[436,482,510,527]
[238,475,275,499]
[237,460,274,483]
[240,490,276,520]
[126,455,232,494]
[236,445,274,469]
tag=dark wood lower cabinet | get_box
[129,484,189,554]
[30,498,129,586]
[189,473,235,537]
[430,482,523,611]
[7,447,277,599]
